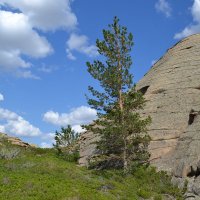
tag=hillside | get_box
[0,138,183,200]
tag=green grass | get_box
[0,146,183,200]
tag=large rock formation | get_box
[79,34,200,179]
[79,33,200,199]
[136,33,200,178]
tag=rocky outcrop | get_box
[136,34,200,200]
[0,132,31,147]
[135,34,200,176]
[79,34,200,173]
[79,34,200,198]
[79,131,100,166]
[78,34,200,199]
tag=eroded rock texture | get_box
[136,34,200,177]
[79,34,200,181]
[0,132,31,147]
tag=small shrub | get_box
[154,194,162,200]
[53,125,80,163]
[182,179,188,194]
[137,188,151,199]
[61,150,80,162]
[2,177,10,185]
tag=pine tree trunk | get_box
[116,33,127,171]
[123,137,128,172]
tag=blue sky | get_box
[0,0,200,147]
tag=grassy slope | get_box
[0,147,183,200]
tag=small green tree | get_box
[84,17,151,171]
[53,125,80,162]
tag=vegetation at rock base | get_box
[0,140,184,200]
[84,17,151,171]
[0,138,21,160]
[53,125,80,162]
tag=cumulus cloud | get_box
[43,106,97,132]
[66,33,98,60]
[0,11,52,57]
[0,0,78,77]
[0,0,96,72]
[155,0,172,18]
[40,142,52,148]
[0,93,4,101]
[0,108,41,137]
[0,0,77,31]
[0,105,55,146]
[174,0,200,39]
[0,10,52,77]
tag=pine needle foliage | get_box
[53,125,80,162]
[84,17,151,171]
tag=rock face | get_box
[79,131,100,166]
[136,33,200,177]
[0,132,31,147]
[79,34,200,179]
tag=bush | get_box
[154,194,162,200]
[137,189,151,199]
[53,125,80,163]
[61,150,80,162]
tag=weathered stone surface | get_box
[135,34,200,176]
[79,34,200,182]
[0,132,31,147]
[192,176,200,196]
[79,131,100,166]
[184,193,200,200]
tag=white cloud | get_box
[0,11,52,57]
[0,0,78,77]
[38,65,53,73]
[15,70,40,79]
[155,0,172,18]
[43,106,97,132]
[0,0,95,72]
[40,142,52,148]
[0,0,77,32]
[72,125,85,133]
[0,11,52,78]
[174,0,200,39]
[0,108,41,137]
[66,33,98,60]
[42,132,55,141]
[0,93,4,101]
[66,49,76,60]
[0,50,31,70]
[0,125,5,133]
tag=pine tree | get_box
[84,17,151,171]
[53,125,80,162]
